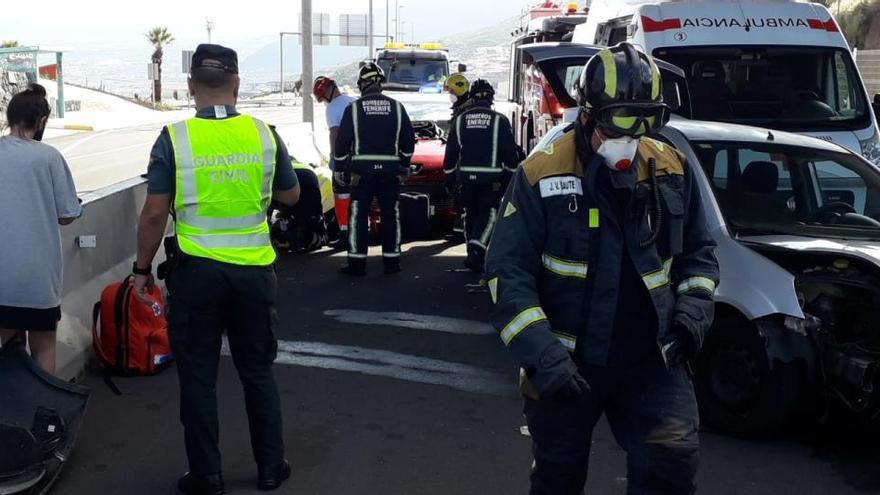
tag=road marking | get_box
[323,309,494,335]
[222,339,515,397]
[66,141,154,161]
[59,130,112,155]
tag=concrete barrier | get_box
[55,177,165,381]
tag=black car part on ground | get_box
[0,341,89,495]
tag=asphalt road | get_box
[52,238,880,495]
[46,104,305,193]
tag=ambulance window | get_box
[834,52,855,114]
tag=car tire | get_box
[694,315,800,438]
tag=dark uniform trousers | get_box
[526,356,699,495]
[460,182,502,267]
[349,171,401,265]
[166,255,284,476]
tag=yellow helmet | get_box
[444,73,470,98]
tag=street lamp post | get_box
[302,0,314,123]
[368,0,374,56]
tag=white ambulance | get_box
[573,0,880,164]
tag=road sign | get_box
[182,50,194,73]
[299,12,330,45]
[340,14,369,47]
[147,63,159,81]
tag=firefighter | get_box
[444,72,472,119]
[443,79,519,272]
[313,76,356,249]
[334,63,416,275]
[485,43,719,495]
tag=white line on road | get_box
[323,309,494,336]
[221,339,514,397]
[66,141,155,161]
[59,130,112,155]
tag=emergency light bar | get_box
[382,42,446,51]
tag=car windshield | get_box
[377,57,449,91]
[694,141,880,239]
[656,46,870,131]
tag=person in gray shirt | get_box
[0,84,82,374]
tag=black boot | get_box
[178,472,225,495]
[463,254,484,273]
[340,259,366,276]
[258,459,291,491]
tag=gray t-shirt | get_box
[0,136,82,309]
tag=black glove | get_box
[660,323,696,369]
[532,345,591,402]
[550,372,591,402]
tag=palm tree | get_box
[1,41,19,48]
[146,27,174,103]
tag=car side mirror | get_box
[458,63,467,73]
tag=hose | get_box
[640,158,663,248]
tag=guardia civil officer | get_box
[443,79,519,272]
[133,44,300,495]
[334,63,416,275]
[485,43,719,494]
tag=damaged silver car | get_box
[536,117,880,436]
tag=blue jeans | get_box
[525,356,699,495]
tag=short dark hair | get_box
[190,67,236,90]
[6,83,50,129]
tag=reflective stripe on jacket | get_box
[443,106,520,185]
[333,93,416,175]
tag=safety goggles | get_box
[593,103,670,138]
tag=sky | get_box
[2,0,533,55]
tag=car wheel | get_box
[694,315,800,437]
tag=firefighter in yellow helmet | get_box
[444,73,473,119]
[486,43,719,494]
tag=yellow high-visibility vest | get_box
[167,114,277,266]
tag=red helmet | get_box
[313,76,336,102]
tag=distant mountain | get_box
[241,37,369,85]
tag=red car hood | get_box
[411,138,445,170]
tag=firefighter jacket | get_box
[485,124,719,395]
[334,92,416,176]
[451,97,474,120]
[443,105,520,186]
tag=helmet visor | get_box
[594,103,670,138]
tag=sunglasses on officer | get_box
[594,102,671,138]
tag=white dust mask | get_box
[597,134,639,172]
